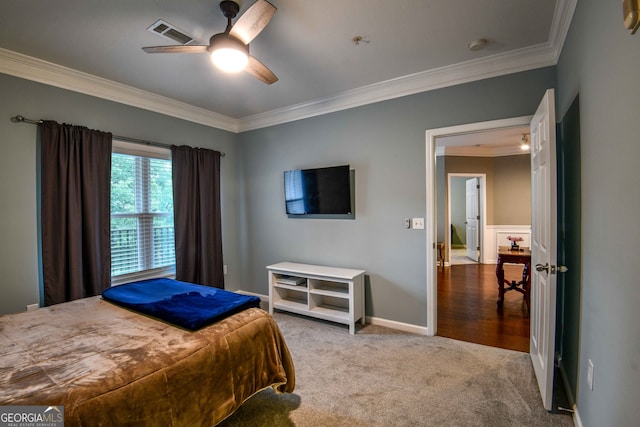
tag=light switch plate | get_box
[412,218,424,229]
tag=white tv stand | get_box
[267,262,366,334]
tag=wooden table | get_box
[496,246,531,312]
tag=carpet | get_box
[450,248,478,265]
[219,311,573,426]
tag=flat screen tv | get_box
[284,165,351,215]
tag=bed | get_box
[0,283,295,426]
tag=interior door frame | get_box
[425,116,532,336]
[447,173,487,265]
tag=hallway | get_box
[437,263,530,352]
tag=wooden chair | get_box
[437,241,445,270]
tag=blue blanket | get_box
[102,278,261,330]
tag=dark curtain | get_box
[41,121,112,306]
[171,145,224,288]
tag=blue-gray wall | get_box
[0,73,239,315]
[0,67,555,324]
[2,3,636,422]
[556,0,640,424]
[236,67,556,326]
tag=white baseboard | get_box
[573,407,583,427]
[237,291,430,335]
[365,315,429,335]
[555,359,583,426]
[234,290,268,303]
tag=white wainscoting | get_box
[484,225,532,264]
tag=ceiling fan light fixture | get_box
[209,34,249,73]
[211,48,248,72]
[141,0,277,83]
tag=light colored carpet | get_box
[451,248,478,265]
[219,312,573,426]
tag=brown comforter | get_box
[0,296,295,426]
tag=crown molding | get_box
[548,0,578,62]
[0,47,239,133]
[238,42,558,132]
[0,0,575,134]
[236,0,575,132]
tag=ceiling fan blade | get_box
[229,0,276,45]
[245,55,278,84]
[142,45,209,54]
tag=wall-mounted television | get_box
[284,165,352,215]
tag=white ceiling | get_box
[436,125,531,156]
[0,1,574,132]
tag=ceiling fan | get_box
[142,0,278,84]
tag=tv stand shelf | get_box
[267,262,366,334]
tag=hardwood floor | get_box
[437,263,530,352]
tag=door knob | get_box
[535,263,549,273]
[535,263,568,274]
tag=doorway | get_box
[436,128,532,353]
[427,91,575,411]
[425,115,533,337]
[447,173,486,266]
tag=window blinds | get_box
[111,141,175,280]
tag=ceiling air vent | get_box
[147,19,194,45]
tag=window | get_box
[284,169,305,214]
[110,141,174,283]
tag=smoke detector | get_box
[468,38,488,51]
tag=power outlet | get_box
[587,359,594,391]
[412,218,425,229]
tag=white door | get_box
[465,178,479,262]
[529,89,558,410]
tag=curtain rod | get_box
[10,115,225,157]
